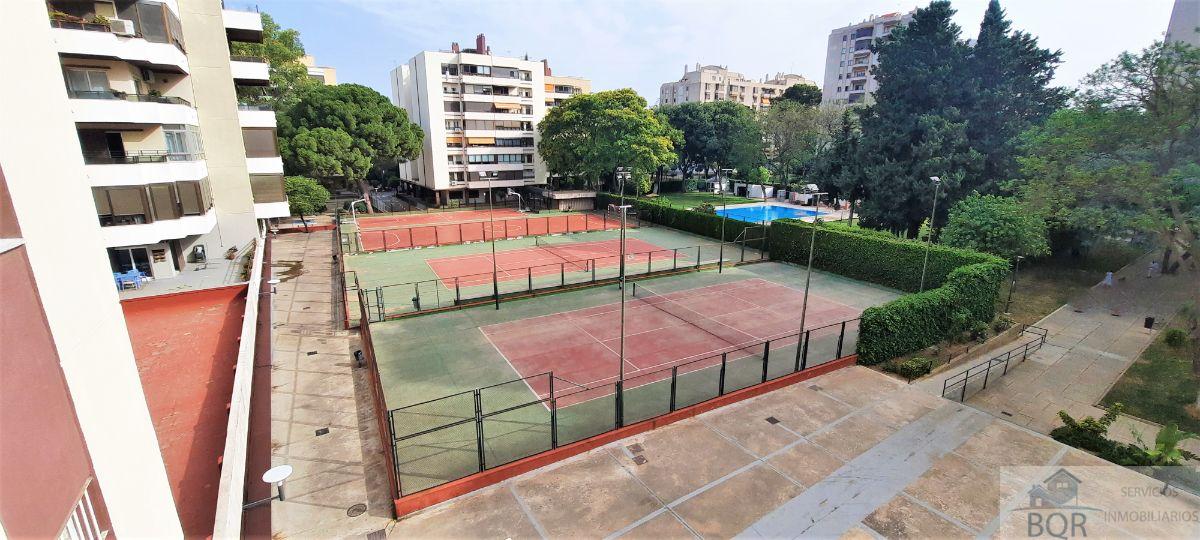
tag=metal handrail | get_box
[941,324,1049,402]
[82,150,204,164]
[66,90,192,107]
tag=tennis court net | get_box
[533,236,590,272]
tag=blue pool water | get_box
[715,204,825,223]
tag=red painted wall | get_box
[0,247,111,536]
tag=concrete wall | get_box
[178,0,258,256]
[0,1,182,536]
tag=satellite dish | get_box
[262,464,293,485]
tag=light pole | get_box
[1004,255,1024,314]
[795,192,826,369]
[609,200,632,428]
[918,176,942,292]
[717,167,735,273]
[616,166,631,208]
[486,175,500,309]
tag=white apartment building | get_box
[658,64,815,111]
[822,10,915,105]
[390,34,590,207]
[1,1,279,537]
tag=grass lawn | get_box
[1101,314,1200,433]
[643,192,760,209]
[1000,241,1144,325]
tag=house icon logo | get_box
[1027,469,1082,508]
[1017,468,1103,538]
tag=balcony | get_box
[222,8,264,43]
[50,7,188,74]
[250,174,288,219]
[237,104,276,128]
[246,157,284,175]
[82,151,207,186]
[68,90,197,125]
[230,55,269,86]
[99,209,217,248]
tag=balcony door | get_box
[109,247,153,277]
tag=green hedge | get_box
[597,193,766,248]
[766,219,1002,292]
[765,219,1007,366]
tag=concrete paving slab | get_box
[514,451,661,538]
[673,465,802,538]
[863,494,973,538]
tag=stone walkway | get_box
[268,231,393,538]
[919,252,1197,449]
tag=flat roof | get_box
[122,285,248,538]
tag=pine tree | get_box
[968,0,1065,192]
[855,1,983,237]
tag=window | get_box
[176,180,211,215]
[445,119,462,130]
[441,63,459,75]
[165,125,203,160]
[495,137,533,147]
[838,74,843,80]
[467,154,496,164]
[449,171,466,184]
[447,154,464,164]
[842,35,847,41]
[63,68,111,96]
[241,128,279,158]
[446,136,463,147]
[444,101,463,113]
[250,174,286,203]
[461,64,491,76]
[465,84,492,95]
[443,83,461,94]
[839,61,845,67]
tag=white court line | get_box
[478,326,551,413]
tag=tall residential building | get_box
[1,1,278,537]
[658,64,815,111]
[822,10,915,105]
[300,54,338,85]
[1166,0,1200,47]
[390,34,590,206]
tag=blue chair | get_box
[114,270,146,290]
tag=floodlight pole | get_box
[919,176,942,292]
[718,167,734,273]
[487,176,500,309]
[1004,255,1024,314]
[610,198,632,429]
[795,193,825,368]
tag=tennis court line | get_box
[478,325,552,413]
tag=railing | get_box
[66,90,193,107]
[237,103,274,111]
[387,316,860,496]
[229,54,267,63]
[940,325,1049,402]
[347,238,766,323]
[82,150,204,164]
[50,19,111,32]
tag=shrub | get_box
[993,315,1015,333]
[969,320,990,342]
[597,193,765,248]
[695,202,716,214]
[1163,328,1188,348]
[1050,405,1122,452]
[883,356,935,380]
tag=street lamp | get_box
[616,167,632,208]
[795,192,826,369]
[242,464,293,509]
[1004,255,1024,314]
[918,176,942,292]
[608,200,632,427]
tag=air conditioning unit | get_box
[110,18,135,36]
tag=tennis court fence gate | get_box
[384,316,861,497]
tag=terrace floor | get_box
[390,366,1200,538]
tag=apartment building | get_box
[1166,0,1200,47]
[658,64,815,111]
[390,34,590,206]
[300,54,338,85]
[822,10,915,105]
[1,1,277,537]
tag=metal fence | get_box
[386,317,860,496]
[357,288,401,511]
[344,210,639,253]
[940,325,1049,402]
[347,238,767,324]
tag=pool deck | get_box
[720,201,849,223]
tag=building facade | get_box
[300,54,337,85]
[822,10,915,105]
[0,1,279,537]
[390,34,590,206]
[1166,0,1200,47]
[658,64,815,111]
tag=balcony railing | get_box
[82,150,204,164]
[50,18,111,32]
[67,90,192,107]
[229,55,267,63]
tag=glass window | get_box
[441,63,459,75]
[241,128,278,158]
[64,68,111,95]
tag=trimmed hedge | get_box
[597,193,766,248]
[765,219,1007,366]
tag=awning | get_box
[445,136,463,144]
[467,137,496,144]
[544,84,555,92]
[492,102,521,110]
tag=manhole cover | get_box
[315,427,330,436]
[627,443,644,454]
[347,503,367,517]
[306,351,318,356]
[632,455,648,466]
[765,416,780,425]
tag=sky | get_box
[234,0,1180,103]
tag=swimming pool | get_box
[715,204,824,223]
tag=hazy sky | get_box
[237,0,1180,103]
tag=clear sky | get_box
[236,0,1179,103]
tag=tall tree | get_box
[284,176,331,230]
[855,1,982,237]
[279,84,423,211]
[940,194,1050,259]
[776,83,823,107]
[813,108,865,224]
[657,102,714,182]
[705,100,765,175]
[761,102,843,186]
[967,0,1066,192]
[538,89,680,191]
[229,13,315,111]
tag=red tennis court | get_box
[479,278,862,405]
[358,212,627,252]
[357,208,525,228]
[426,238,673,287]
